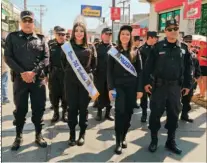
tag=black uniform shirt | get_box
[4,30,49,76]
[139,42,152,65]
[94,41,112,78]
[48,39,64,68]
[144,38,193,89]
[107,47,143,92]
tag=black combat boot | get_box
[165,131,182,154]
[181,113,193,123]
[95,108,102,121]
[11,133,23,151]
[148,132,158,153]
[35,133,47,148]
[51,108,59,123]
[141,110,147,123]
[61,109,68,123]
[114,133,122,155]
[105,106,114,121]
[68,129,76,146]
[77,129,85,146]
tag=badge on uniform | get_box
[181,49,186,54]
[159,51,165,55]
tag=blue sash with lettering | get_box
[61,42,99,100]
[108,47,137,77]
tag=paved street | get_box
[1,79,207,162]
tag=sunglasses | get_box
[22,19,34,23]
[57,33,66,36]
[185,41,192,43]
[166,27,179,32]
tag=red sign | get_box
[183,0,201,19]
[132,28,148,37]
[154,0,184,12]
[111,7,121,21]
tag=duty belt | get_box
[155,78,179,86]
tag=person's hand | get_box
[21,72,28,82]
[137,92,143,99]
[181,88,190,96]
[194,78,198,83]
[44,77,49,85]
[109,90,114,101]
[145,84,152,94]
[21,71,36,83]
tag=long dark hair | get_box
[70,22,88,47]
[117,29,134,61]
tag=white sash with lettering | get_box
[61,42,99,100]
[108,47,137,77]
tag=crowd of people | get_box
[2,10,207,156]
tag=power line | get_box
[28,5,47,34]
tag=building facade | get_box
[140,0,207,38]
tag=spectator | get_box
[1,38,10,105]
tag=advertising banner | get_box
[81,5,102,18]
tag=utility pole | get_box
[118,0,130,24]
[112,0,115,42]
[24,0,27,10]
[29,5,47,34]
[128,3,130,25]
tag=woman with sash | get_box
[107,25,143,154]
[61,21,97,146]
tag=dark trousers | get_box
[48,69,67,112]
[140,91,151,114]
[115,84,136,139]
[94,76,111,110]
[181,88,194,117]
[13,77,46,134]
[65,80,90,130]
[149,84,181,133]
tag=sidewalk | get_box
[1,80,207,162]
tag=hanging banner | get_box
[111,7,121,21]
[183,0,202,19]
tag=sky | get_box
[10,0,150,34]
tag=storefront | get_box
[147,0,207,37]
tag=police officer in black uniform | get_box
[144,19,193,154]
[133,35,143,109]
[4,10,49,151]
[139,31,158,122]
[48,26,68,123]
[47,26,61,110]
[108,25,143,154]
[94,27,114,121]
[181,35,201,123]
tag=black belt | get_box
[155,78,179,86]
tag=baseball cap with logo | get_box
[55,26,66,34]
[165,19,179,29]
[20,10,34,20]
[102,27,112,34]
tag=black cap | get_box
[165,19,179,29]
[134,36,142,41]
[55,26,66,34]
[183,35,192,42]
[20,10,34,20]
[120,25,132,33]
[147,31,159,38]
[102,27,112,34]
[54,26,61,31]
